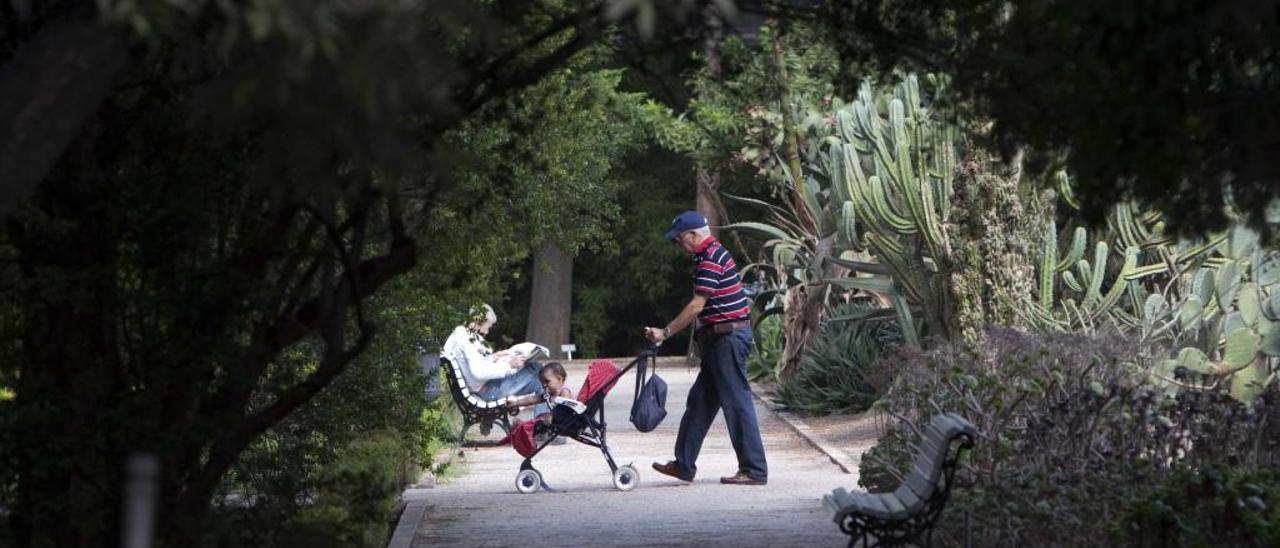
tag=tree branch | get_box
[0,20,131,217]
[178,192,413,515]
[460,1,601,100]
[458,7,607,116]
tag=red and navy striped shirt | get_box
[692,236,750,326]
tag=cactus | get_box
[829,75,1033,345]
[735,71,1276,402]
[1135,245,1280,403]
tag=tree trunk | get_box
[526,240,573,360]
[769,22,817,235]
[9,125,127,548]
[780,283,827,379]
[695,6,729,240]
[768,20,825,376]
[696,165,724,234]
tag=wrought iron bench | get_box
[422,352,512,443]
[823,413,976,548]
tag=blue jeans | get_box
[477,361,549,415]
[673,327,768,480]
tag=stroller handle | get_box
[636,343,661,358]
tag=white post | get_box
[560,344,577,360]
[122,453,159,548]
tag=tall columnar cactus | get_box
[830,78,943,331]
[828,75,1040,344]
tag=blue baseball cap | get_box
[664,210,709,241]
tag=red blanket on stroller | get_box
[505,359,621,458]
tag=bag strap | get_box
[632,349,658,403]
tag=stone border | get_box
[749,383,858,474]
[386,494,429,548]
[387,444,466,548]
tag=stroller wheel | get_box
[515,469,543,494]
[612,464,639,491]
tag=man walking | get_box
[645,211,768,486]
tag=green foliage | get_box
[571,285,612,358]
[641,24,842,171]
[1122,243,1279,404]
[826,74,959,344]
[553,144,698,357]
[295,432,410,548]
[773,307,901,414]
[449,65,646,257]
[1116,467,1280,548]
[207,431,414,548]
[0,0,658,541]
[746,313,783,380]
[822,72,1277,403]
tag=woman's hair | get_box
[540,362,567,381]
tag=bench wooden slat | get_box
[824,487,853,518]
[825,413,976,546]
[892,483,924,514]
[917,436,944,470]
[822,494,839,515]
[850,492,887,517]
[878,492,908,518]
[904,463,937,501]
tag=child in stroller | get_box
[505,353,655,493]
[502,362,573,445]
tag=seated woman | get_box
[442,304,547,413]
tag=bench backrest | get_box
[433,353,504,411]
[892,413,976,512]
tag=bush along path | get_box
[398,357,849,547]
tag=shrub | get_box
[1116,467,1280,547]
[860,328,1280,547]
[205,431,416,548]
[747,313,783,380]
[291,432,411,548]
[773,314,900,414]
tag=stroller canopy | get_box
[578,359,622,403]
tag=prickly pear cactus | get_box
[1144,235,1280,403]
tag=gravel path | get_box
[405,357,850,547]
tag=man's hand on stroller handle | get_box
[643,326,669,344]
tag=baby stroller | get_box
[511,349,658,494]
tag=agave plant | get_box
[724,186,917,380]
[772,302,904,414]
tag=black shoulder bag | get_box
[630,350,668,432]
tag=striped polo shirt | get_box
[692,236,751,326]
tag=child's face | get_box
[540,372,565,394]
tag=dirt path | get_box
[404,357,850,547]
